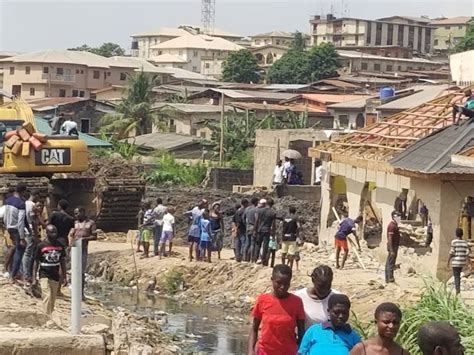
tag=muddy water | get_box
[88,284,249,354]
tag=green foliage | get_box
[68,42,126,57]
[307,42,341,81]
[228,149,254,169]
[267,42,340,84]
[100,70,159,138]
[350,279,474,355]
[454,18,474,53]
[222,49,260,83]
[291,31,306,52]
[267,50,311,84]
[208,111,309,163]
[143,153,207,186]
[159,269,185,294]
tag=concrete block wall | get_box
[283,185,321,202]
[209,168,254,191]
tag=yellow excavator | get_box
[0,95,144,231]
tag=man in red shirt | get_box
[248,264,305,355]
[385,211,401,284]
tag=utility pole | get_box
[219,92,224,166]
[201,0,216,35]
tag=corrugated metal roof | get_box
[125,132,199,151]
[263,84,312,91]
[146,67,217,81]
[297,93,371,104]
[251,31,294,38]
[377,85,450,111]
[328,96,375,110]
[151,34,243,51]
[337,50,442,64]
[35,117,112,148]
[0,50,112,68]
[108,56,159,71]
[390,121,474,175]
[158,103,233,113]
[28,97,89,111]
[430,16,472,25]
[229,102,327,113]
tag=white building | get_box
[149,34,243,78]
[310,15,435,55]
[450,50,474,86]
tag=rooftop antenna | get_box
[201,0,216,35]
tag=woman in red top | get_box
[248,264,305,355]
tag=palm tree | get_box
[100,70,158,138]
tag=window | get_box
[93,70,100,79]
[434,39,438,45]
[120,73,126,81]
[386,64,393,71]
[361,62,368,70]
[375,23,382,45]
[374,63,381,71]
[131,41,139,50]
[193,51,198,57]
[72,90,79,97]
[76,69,80,74]
[398,65,402,71]
[178,50,183,56]
[205,63,210,69]
[255,40,261,45]
[338,115,349,127]
[107,72,111,76]
[154,39,158,44]
[29,87,35,96]
[43,67,49,74]
[200,131,207,139]
[387,24,393,45]
[192,66,197,72]
[407,66,412,70]
[397,25,404,46]
[79,91,85,97]
[323,36,326,40]
[444,26,450,30]
[25,66,30,75]
[458,25,463,30]
[9,67,14,75]
[158,51,162,55]
[80,70,84,74]
[276,40,280,45]
[366,22,372,44]
[56,68,64,75]
[59,89,66,97]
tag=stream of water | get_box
[88,283,249,354]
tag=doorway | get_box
[11,85,21,97]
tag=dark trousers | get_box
[235,233,246,262]
[153,225,163,255]
[243,233,253,262]
[385,249,398,282]
[453,267,463,294]
[453,106,474,120]
[8,229,25,279]
[254,232,271,265]
[22,234,38,280]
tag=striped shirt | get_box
[450,239,470,268]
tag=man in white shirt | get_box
[152,198,167,257]
[159,207,175,258]
[314,159,323,186]
[272,160,284,185]
[282,157,291,180]
[60,118,78,135]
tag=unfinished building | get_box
[309,89,474,278]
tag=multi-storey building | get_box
[430,16,472,52]
[0,50,157,99]
[131,26,242,59]
[149,34,243,78]
[310,15,435,55]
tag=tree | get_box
[222,49,260,83]
[307,42,341,81]
[69,42,125,57]
[454,19,474,53]
[100,70,158,138]
[266,50,311,84]
[291,31,306,52]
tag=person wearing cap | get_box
[386,211,402,283]
[254,198,276,266]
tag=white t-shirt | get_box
[162,213,175,232]
[61,120,78,134]
[283,161,291,178]
[0,205,5,220]
[314,166,323,184]
[153,204,167,226]
[25,200,35,225]
[294,287,339,329]
[273,165,284,184]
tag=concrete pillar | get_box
[381,23,388,46]
[421,27,426,53]
[346,178,364,218]
[393,24,399,47]
[413,27,419,52]
[403,26,409,48]
[318,163,332,247]
[371,22,377,46]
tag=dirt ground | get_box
[88,239,429,321]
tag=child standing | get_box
[140,202,154,258]
[298,294,361,355]
[268,235,278,268]
[447,228,470,295]
[159,207,175,259]
[199,210,213,263]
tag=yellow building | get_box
[430,16,472,52]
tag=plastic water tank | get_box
[380,86,395,99]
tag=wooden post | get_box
[219,92,225,166]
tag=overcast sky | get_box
[0,0,472,52]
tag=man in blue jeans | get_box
[233,198,249,262]
[4,183,30,283]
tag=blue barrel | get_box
[380,86,395,99]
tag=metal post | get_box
[219,92,225,166]
[71,238,82,335]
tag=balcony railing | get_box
[41,73,76,83]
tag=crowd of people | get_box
[248,264,466,355]
[1,183,96,315]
